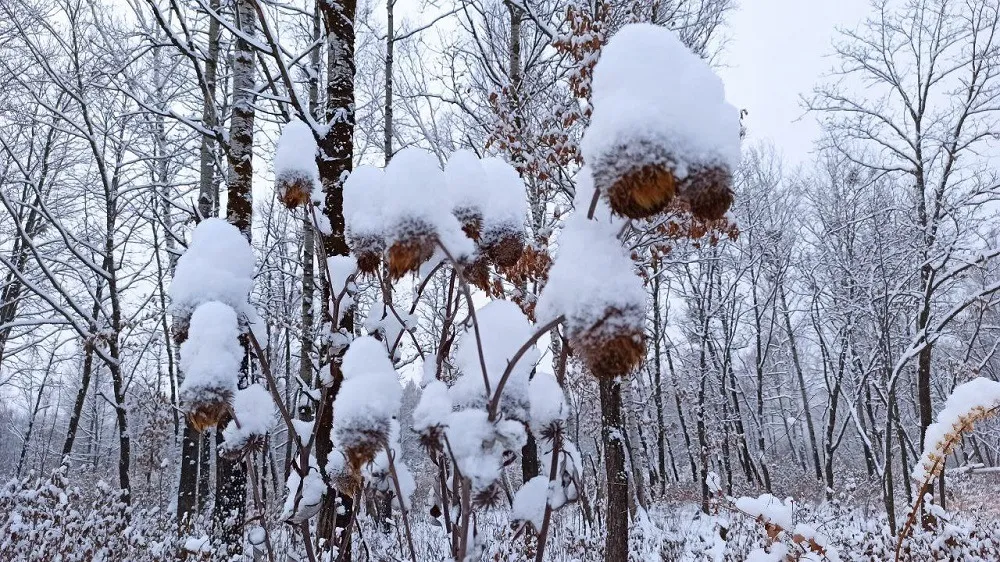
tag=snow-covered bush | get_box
[0,467,172,561]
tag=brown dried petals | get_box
[276,172,314,210]
[570,307,646,378]
[677,165,734,221]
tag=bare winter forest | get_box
[2,0,1000,560]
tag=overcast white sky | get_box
[718,0,872,164]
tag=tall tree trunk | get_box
[198,0,221,218]
[62,296,102,459]
[383,0,394,162]
[16,365,50,477]
[780,282,823,482]
[225,0,257,239]
[599,377,628,562]
[215,414,248,553]
[315,0,357,556]
[176,424,200,531]
[651,263,667,495]
[666,349,697,481]
[212,0,257,550]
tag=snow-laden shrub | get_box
[0,466,172,561]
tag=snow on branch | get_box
[451,300,537,421]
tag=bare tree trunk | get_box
[383,0,394,162]
[780,282,822,482]
[666,349,697,481]
[176,425,200,531]
[62,296,102,460]
[315,0,357,556]
[599,377,628,562]
[17,355,52,477]
[651,263,667,495]
[197,0,221,218]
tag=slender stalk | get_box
[534,431,561,562]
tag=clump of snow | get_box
[281,456,324,523]
[273,120,320,193]
[511,475,548,530]
[529,372,567,436]
[913,377,1000,482]
[444,149,489,218]
[178,301,242,407]
[580,23,740,185]
[248,526,266,547]
[734,494,794,530]
[746,544,789,562]
[382,148,474,258]
[183,535,211,554]
[706,471,723,495]
[170,218,254,318]
[290,419,313,447]
[539,439,583,510]
[443,409,526,494]
[222,384,277,453]
[792,523,840,561]
[344,165,386,241]
[327,255,358,296]
[414,379,452,433]
[535,212,646,336]
[478,157,527,245]
[451,300,537,420]
[363,298,413,358]
[333,336,402,454]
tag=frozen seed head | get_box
[581,24,741,221]
[349,234,385,276]
[386,218,437,279]
[275,173,314,209]
[454,206,483,241]
[482,226,525,268]
[571,306,646,378]
[462,252,492,291]
[186,396,232,433]
[592,141,678,219]
[677,165,733,221]
[273,120,320,210]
